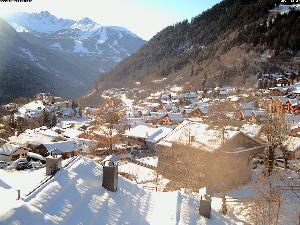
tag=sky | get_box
[0,0,221,40]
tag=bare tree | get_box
[247,172,283,225]
[93,97,125,154]
[263,113,289,176]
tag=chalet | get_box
[0,138,7,146]
[286,137,300,160]
[84,107,98,116]
[180,92,197,102]
[61,108,76,118]
[156,120,264,192]
[42,139,96,159]
[27,144,49,157]
[187,107,208,118]
[17,101,45,120]
[164,104,178,112]
[268,96,290,115]
[269,87,282,97]
[144,111,166,124]
[240,123,262,138]
[288,99,300,114]
[287,115,300,136]
[250,110,267,124]
[0,143,29,162]
[146,103,162,112]
[124,125,173,151]
[125,124,159,148]
[235,109,253,121]
[160,113,184,125]
[124,116,146,128]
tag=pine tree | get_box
[9,113,16,129]
[51,114,57,128]
[42,111,51,128]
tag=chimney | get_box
[102,160,118,192]
[17,190,20,200]
[198,187,211,219]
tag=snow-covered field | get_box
[0,157,241,225]
[0,167,47,215]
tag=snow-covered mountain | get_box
[5,11,74,33]
[0,12,145,103]
[4,11,145,62]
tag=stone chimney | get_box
[198,187,212,219]
[102,159,118,192]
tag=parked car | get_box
[10,158,28,169]
[0,161,10,169]
[15,162,32,171]
[30,161,44,169]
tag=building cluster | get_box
[121,81,300,191]
[0,93,94,164]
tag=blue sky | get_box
[0,0,221,40]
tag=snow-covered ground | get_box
[0,167,47,215]
[0,156,241,225]
[136,157,158,167]
[119,162,162,184]
[120,93,134,111]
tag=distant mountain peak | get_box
[77,17,97,25]
[4,11,74,33]
[71,17,100,31]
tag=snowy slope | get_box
[0,157,237,225]
[269,4,300,15]
[5,11,145,56]
[5,11,74,33]
[4,11,146,77]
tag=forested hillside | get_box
[83,0,300,106]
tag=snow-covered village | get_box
[0,69,299,224]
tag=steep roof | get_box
[0,157,238,225]
[158,120,238,151]
[0,143,20,156]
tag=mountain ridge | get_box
[81,0,300,106]
[0,12,146,105]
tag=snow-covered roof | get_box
[27,152,45,161]
[269,4,300,15]
[146,126,174,143]
[287,137,300,152]
[158,120,238,151]
[149,112,165,118]
[240,103,256,110]
[0,143,20,156]
[0,156,236,225]
[180,92,197,98]
[125,125,159,139]
[167,113,184,122]
[252,110,266,117]
[286,114,300,124]
[9,128,58,146]
[43,140,83,153]
[242,110,253,117]
[240,124,261,138]
[18,101,45,117]
[104,154,119,163]
[271,96,290,104]
[289,99,299,106]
